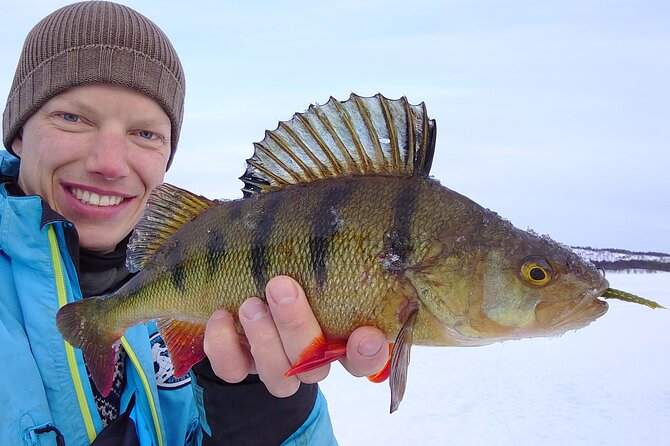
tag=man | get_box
[0,2,388,445]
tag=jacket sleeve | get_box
[190,358,338,446]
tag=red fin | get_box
[285,335,348,376]
[56,298,122,397]
[83,341,120,398]
[367,343,394,383]
[157,319,207,377]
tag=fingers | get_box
[340,326,389,377]
[264,276,330,384]
[239,276,330,397]
[238,296,300,397]
[206,275,390,398]
[203,310,251,383]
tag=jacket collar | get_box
[1,150,80,266]
[1,151,71,229]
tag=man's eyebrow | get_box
[130,117,172,130]
[49,96,98,116]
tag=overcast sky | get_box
[1,0,668,253]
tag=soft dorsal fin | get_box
[239,93,437,196]
[127,183,218,273]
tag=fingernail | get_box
[358,334,384,357]
[268,277,297,306]
[241,299,269,321]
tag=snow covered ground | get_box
[321,272,670,446]
[572,247,670,265]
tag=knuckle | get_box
[249,329,279,351]
[203,329,232,356]
[268,381,300,398]
[298,367,329,384]
[202,335,219,357]
[205,343,251,383]
[278,314,310,333]
[216,364,249,384]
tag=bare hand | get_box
[202,275,389,397]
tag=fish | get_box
[56,93,662,413]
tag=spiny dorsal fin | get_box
[240,93,437,196]
[127,183,218,272]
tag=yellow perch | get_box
[57,94,658,412]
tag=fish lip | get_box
[560,290,610,329]
[591,280,611,302]
[534,281,610,333]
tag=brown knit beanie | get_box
[3,1,185,170]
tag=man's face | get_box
[12,84,172,253]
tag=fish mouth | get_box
[534,285,609,334]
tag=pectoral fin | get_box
[389,304,419,413]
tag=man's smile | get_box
[69,186,126,207]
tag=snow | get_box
[321,272,670,445]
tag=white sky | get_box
[1,0,668,252]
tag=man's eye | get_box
[138,130,157,140]
[61,113,80,122]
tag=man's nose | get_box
[85,130,131,179]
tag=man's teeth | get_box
[71,188,123,206]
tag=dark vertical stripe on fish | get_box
[206,229,227,277]
[383,182,417,273]
[228,201,243,222]
[309,183,353,290]
[251,194,282,293]
[168,239,187,293]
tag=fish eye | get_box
[529,267,546,281]
[521,257,553,286]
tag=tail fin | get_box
[56,297,123,397]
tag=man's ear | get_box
[11,130,23,156]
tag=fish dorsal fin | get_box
[127,183,218,273]
[240,93,437,196]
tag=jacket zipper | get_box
[48,225,98,443]
[49,225,164,446]
[121,337,165,446]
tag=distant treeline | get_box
[573,246,670,273]
[576,246,670,258]
[589,260,670,273]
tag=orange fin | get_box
[285,335,347,376]
[157,319,207,377]
[367,343,394,383]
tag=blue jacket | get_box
[0,151,337,445]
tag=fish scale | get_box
[137,176,414,326]
[56,93,658,413]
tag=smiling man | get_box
[11,84,172,253]
[0,2,388,445]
